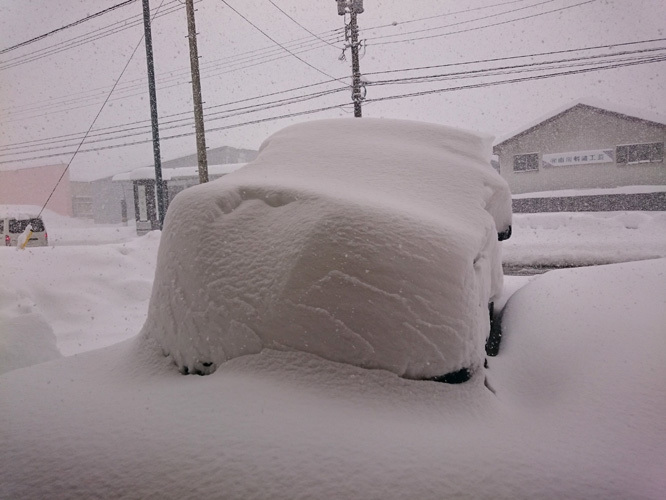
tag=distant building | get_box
[114,163,247,234]
[494,99,666,196]
[0,164,72,216]
[91,146,258,225]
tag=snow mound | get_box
[1,260,664,499]
[0,288,61,374]
[141,118,512,379]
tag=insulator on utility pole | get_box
[185,0,208,184]
[141,0,166,229]
[335,0,364,117]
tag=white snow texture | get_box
[141,118,512,379]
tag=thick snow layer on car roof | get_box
[141,118,512,379]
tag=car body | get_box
[1,213,48,247]
[142,118,512,382]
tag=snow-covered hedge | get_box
[141,118,511,379]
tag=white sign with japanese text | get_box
[542,149,614,167]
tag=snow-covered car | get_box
[1,213,48,247]
[142,118,512,382]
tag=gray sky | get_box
[1,0,665,180]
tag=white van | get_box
[1,213,48,247]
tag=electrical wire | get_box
[0,86,349,155]
[3,40,664,153]
[0,1,184,71]
[34,0,169,218]
[362,37,666,77]
[365,47,666,86]
[0,78,349,150]
[0,0,138,55]
[268,0,341,49]
[368,0,596,47]
[219,0,351,87]
[1,29,345,120]
[0,102,352,165]
[2,50,664,165]
[362,0,532,32]
[370,0,555,43]
[363,55,666,105]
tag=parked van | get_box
[1,213,48,247]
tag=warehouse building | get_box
[493,99,666,198]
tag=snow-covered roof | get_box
[494,97,666,148]
[110,172,131,181]
[112,163,247,181]
[0,204,42,219]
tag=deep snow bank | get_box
[0,233,159,357]
[141,118,511,379]
[0,288,61,374]
[504,211,666,267]
[1,259,665,499]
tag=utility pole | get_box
[336,0,364,117]
[185,0,208,184]
[142,0,166,229]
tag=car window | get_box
[0,220,4,232]
[9,219,30,233]
[30,218,45,232]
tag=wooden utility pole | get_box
[349,9,362,117]
[336,0,364,117]
[185,0,208,183]
[141,0,166,229]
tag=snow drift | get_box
[141,118,512,379]
[0,288,61,375]
[1,259,664,499]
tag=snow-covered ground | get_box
[1,252,664,498]
[2,210,665,497]
[1,148,666,497]
[4,207,664,360]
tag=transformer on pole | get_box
[335,1,364,117]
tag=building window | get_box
[616,142,664,165]
[513,153,539,172]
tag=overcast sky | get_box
[1,0,665,181]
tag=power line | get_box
[268,0,341,49]
[0,78,350,151]
[0,0,138,55]
[364,55,666,104]
[3,51,664,165]
[1,28,345,120]
[220,0,350,87]
[0,1,184,71]
[368,0,597,47]
[362,37,666,77]
[36,0,169,217]
[0,102,352,165]
[3,40,664,154]
[368,0,557,43]
[362,0,532,32]
[366,48,666,86]
[0,86,349,156]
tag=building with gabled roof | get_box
[493,99,666,195]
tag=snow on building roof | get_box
[494,97,666,148]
